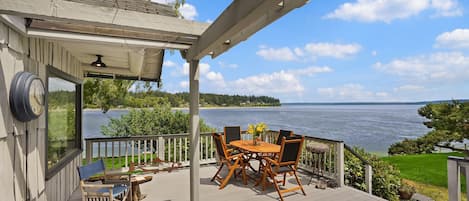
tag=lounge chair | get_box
[77,159,131,201]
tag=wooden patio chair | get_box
[77,159,131,201]
[211,133,247,189]
[276,130,294,145]
[257,129,294,172]
[224,126,241,144]
[260,135,306,201]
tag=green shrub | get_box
[345,147,401,201]
[388,138,420,155]
[388,136,439,155]
[101,101,214,137]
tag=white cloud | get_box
[376,92,389,97]
[294,48,304,57]
[394,85,425,92]
[182,62,210,76]
[179,3,198,20]
[288,66,333,76]
[304,43,362,59]
[232,71,305,95]
[371,51,377,56]
[431,0,463,17]
[257,42,361,61]
[171,61,332,97]
[227,66,332,95]
[256,47,297,61]
[177,62,226,87]
[324,0,462,23]
[163,60,177,67]
[374,52,469,82]
[206,71,224,81]
[151,1,198,20]
[435,29,469,49]
[317,84,389,100]
[179,81,189,88]
[218,61,238,69]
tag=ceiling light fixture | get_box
[91,55,106,67]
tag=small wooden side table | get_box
[130,175,153,201]
[305,141,330,185]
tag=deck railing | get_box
[84,131,345,186]
[344,144,373,194]
[84,132,218,169]
[262,131,345,186]
[448,156,469,201]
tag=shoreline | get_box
[83,106,281,112]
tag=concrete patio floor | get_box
[69,164,386,201]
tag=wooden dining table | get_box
[229,140,281,183]
[230,140,281,154]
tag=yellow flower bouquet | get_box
[247,122,268,145]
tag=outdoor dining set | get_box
[211,126,307,201]
[75,126,330,201]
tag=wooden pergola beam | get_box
[0,0,209,38]
[186,0,308,60]
[27,28,191,49]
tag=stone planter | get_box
[399,190,414,200]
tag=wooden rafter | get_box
[186,0,308,60]
[0,0,209,38]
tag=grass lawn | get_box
[382,152,465,188]
[403,179,466,201]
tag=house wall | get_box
[0,20,83,201]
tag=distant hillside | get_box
[126,91,281,108]
[283,99,469,106]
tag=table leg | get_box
[132,184,140,201]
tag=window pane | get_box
[47,76,77,169]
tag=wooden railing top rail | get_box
[85,130,344,144]
[448,156,466,161]
[266,130,344,144]
[344,144,370,165]
[85,132,218,142]
[302,135,343,144]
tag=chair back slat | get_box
[278,136,304,166]
[224,126,241,144]
[276,130,293,145]
[213,133,228,159]
[77,159,105,180]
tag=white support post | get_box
[448,159,460,201]
[365,164,373,194]
[189,59,200,201]
[466,166,469,201]
[85,140,92,164]
[335,142,345,187]
[158,136,165,162]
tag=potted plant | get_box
[247,122,268,145]
[398,183,416,200]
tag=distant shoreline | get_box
[83,106,280,112]
[83,99,469,112]
[283,99,468,105]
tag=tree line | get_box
[83,78,281,113]
[128,91,281,108]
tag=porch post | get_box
[189,59,200,201]
[447,158,460,201]
[335,142,345,187]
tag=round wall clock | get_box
[10,71,45,122]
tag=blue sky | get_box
[152,0,469,103]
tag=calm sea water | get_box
[83,104,430,154]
